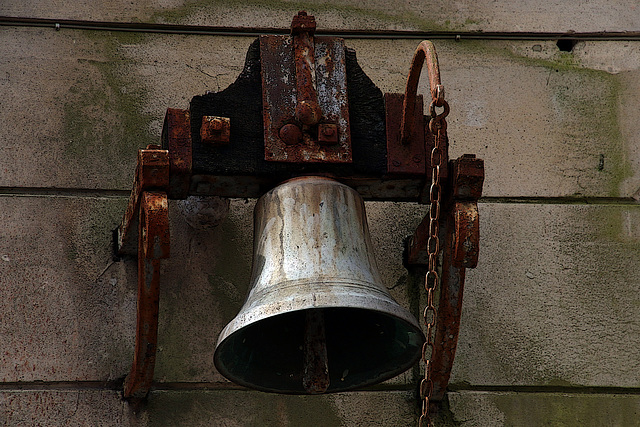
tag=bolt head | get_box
[279,124,303,145]
[211,119,223,130]
[322,127,335,137]
[317,124,339,145]
[201,116,231,144]
[296,101,322,126]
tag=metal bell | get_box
[214,176,425,394]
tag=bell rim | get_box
[214,283,425,394]
[215,280,424,348]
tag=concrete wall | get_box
[1,2,639,425]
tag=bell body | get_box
[214,176,424,393]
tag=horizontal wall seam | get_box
[0,187,130,199]
[2,381,640,396]
[448,384,640,395]
[479,196,640,206]
[0,381,411,393]
[2,16,640,41]
[0,188,638,206]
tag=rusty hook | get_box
[401,41,445,145]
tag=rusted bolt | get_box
[210,120,223,131]
[291,11,316,35]
[279,124,303,145]
[318,123,339,145]
[201,116,231,145]
[392,160,401,167]
[413,155,422,164]
[296,100,322,126]
[322,127,335,137]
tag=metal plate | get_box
[260,35,352,163]
[385,93,426,175]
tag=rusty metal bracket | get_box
[117,146,171,399]
[401,40,445,145]
[405,154,484,401]
[452,201,480,269]
[123,191,169,399]
[163,108,192,200]
[385,93,426,175]
[118,147,170,255]
[260,11,352,163]
[451,155,484,269]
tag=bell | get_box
[214,176,425,394]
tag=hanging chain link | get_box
[418,98,449,427]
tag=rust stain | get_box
[261,12,351,164]
[385,93,426,175]
[452,201,479,268]
[123,191,169,399]
[163,108,192,200]
[117,147,169,256]
[405,153,485,401]
[200,115,231,145]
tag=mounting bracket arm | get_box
[406,154,484,401]
[117,146,170,399]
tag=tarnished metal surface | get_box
[385,93,426,175]
[404,153,484,404]
[292,12,322,127]
[123,191,169,399]
[200,115,231,145]
[117,147,170,256]
[452,201,480,268]
[214,176,424,394]
[260,15,352,163]
[401,40,445,145]
[452,154,485,200]
[431,215,466,402]
[163,108,192,200]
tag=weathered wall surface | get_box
[1,1,639,426]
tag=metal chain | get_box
[418,98,449,427]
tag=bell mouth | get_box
[214,305,424,394]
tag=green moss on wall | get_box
[61,31,155,184]
[450,39,631,197]
[494,393,640,427]
[146,390,343,426]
